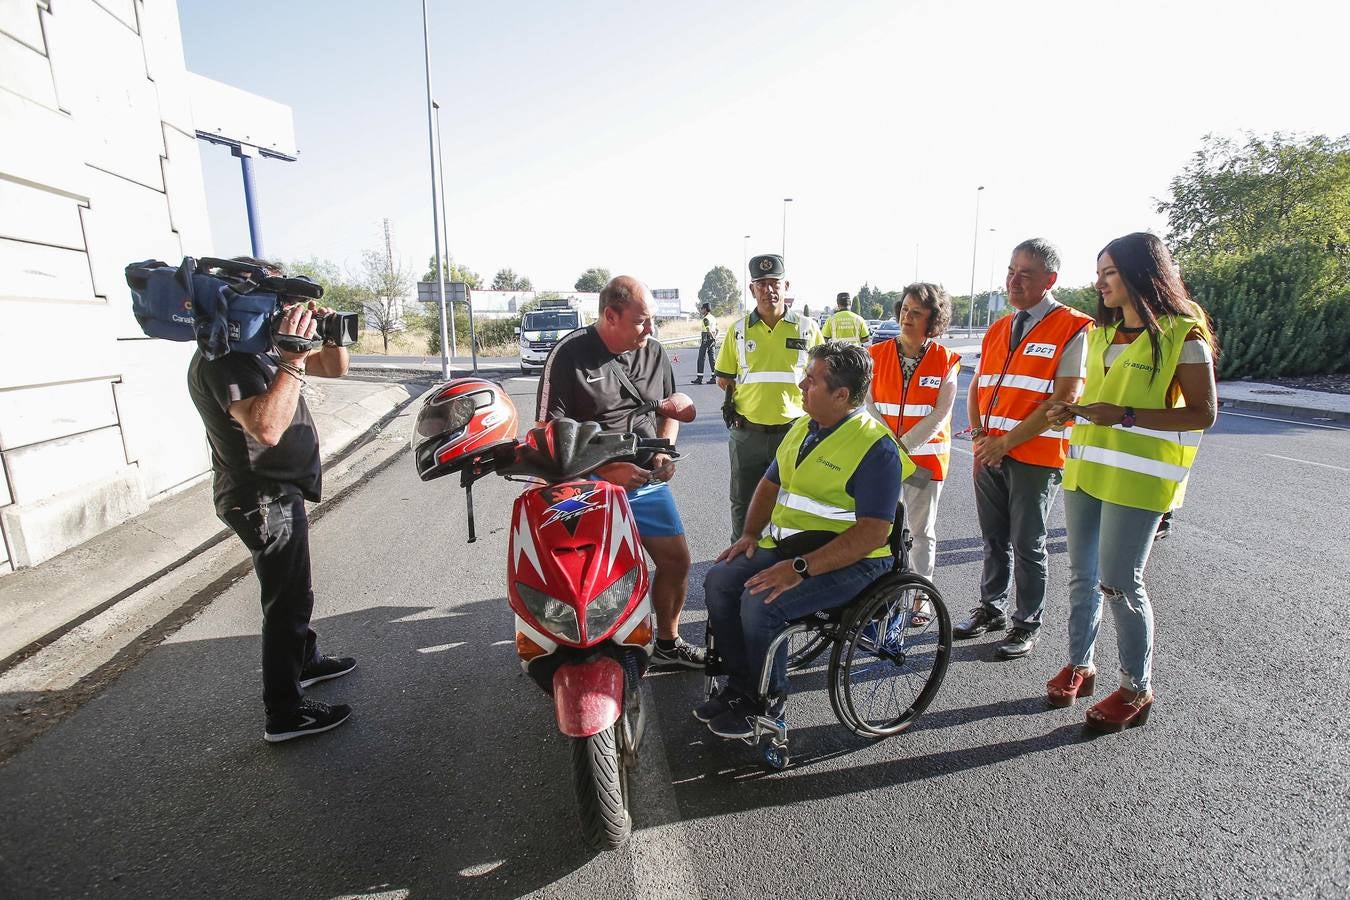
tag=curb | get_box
[1218,397,1350,424]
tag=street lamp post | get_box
[782,198,793,259]
[421,0,451,379]
[437,97,475,367]
[966,185,985,336]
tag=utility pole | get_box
[966,185,985,335]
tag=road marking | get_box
[952,447,973,456]
[415,642,466,654]
[491,639,514,646]
[1221,410,1348,430]
[1263,453,1350,473]
[627,681,701,896]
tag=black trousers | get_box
[697,335,717,375]
[221,492,319,717]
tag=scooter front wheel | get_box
[570,724,631,851]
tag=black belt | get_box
[732,420,792,434]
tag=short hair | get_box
[1011,238,1061,274]
[836,292,851,307]
[599,275,645,315]
[810,341,872,407]
[700,302,711,312]
[895,282,953,337]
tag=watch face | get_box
[793,557,807,574]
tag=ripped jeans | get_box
[1063,489,1163,693]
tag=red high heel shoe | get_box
[1046,666,1096,708]
[1085,688,1153,733]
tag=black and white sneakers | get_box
[299,655,357,688]
[652,636,708,669]
[264,699,352,743]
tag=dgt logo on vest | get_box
[919,376,942,388]
[1023,342,1057,359]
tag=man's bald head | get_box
[599,275,651,315]
[597,275,656,354]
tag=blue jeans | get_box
[1063,489,1163,693]
[705,548,891,698]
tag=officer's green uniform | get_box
[821,308,870,344]
[714,254,823,538]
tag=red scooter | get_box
[412,378,695,850]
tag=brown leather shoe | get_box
[1085,688,1153,733]
[1046,665,1095,708]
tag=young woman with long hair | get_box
[1043,232,1218,733]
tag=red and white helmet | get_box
[413,378,518,481]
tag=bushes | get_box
[1184,244,1350,379]
[422,306,521,356]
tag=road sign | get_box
[417,281,470,303]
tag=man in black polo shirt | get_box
[187,259,356,743]
[536,276,705,668]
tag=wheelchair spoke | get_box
[829,574,953,738]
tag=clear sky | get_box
[179,0,1350,307]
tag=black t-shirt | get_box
[187,350,322,513]
[535,326,675,439]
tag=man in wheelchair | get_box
[697,342,915,739]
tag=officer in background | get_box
[821,292,870,345]
[693,301,719,384]
[714,254,824,539]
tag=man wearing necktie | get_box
[958,239,1093,660]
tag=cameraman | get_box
[186,258,356,743]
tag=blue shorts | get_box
[626,481,685,538]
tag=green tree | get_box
[421,255,482,289]
[492,268,532,291]
[287,257,366,314]
[1051,284,1098,315]
[1159,132,1350,260]
[574,268,611,292]
[698,265,740,315]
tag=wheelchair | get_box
[703,505,953,770]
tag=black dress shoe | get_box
[953,607,1008,639]
[995,627,1037,659]
[692,377,704,384]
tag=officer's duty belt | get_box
[731,420,792,434]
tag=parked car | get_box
[870,320,900,344]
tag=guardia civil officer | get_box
[692,301,719,384]
[821,292,870,344]
[714,254,824,539]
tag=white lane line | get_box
[1221,410,1348,430]
[415,642,466,654]
[1263,453,1350,473]
[952,446,974,456]
[627,681,701,896]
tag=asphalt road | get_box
[1,350,1346,899]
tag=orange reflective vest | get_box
[976,304,1092,469]
[869,340,962,480]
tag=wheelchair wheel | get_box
[827,573,951,738]
[785,628,831,672]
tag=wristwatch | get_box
[792,556,811,578]
[1120,406,1137,428]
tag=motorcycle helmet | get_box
[413,377,519,481]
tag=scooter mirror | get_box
[658,392,697,423]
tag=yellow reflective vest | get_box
[1064,316,1206,513]
[822,309,870,344]
[715,310,823,425]
[759,410,914,559]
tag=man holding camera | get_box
[187,267,357,743]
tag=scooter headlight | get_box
[585,568,640,641]
[515,582,580,643]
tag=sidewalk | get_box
[0,375,429,672]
